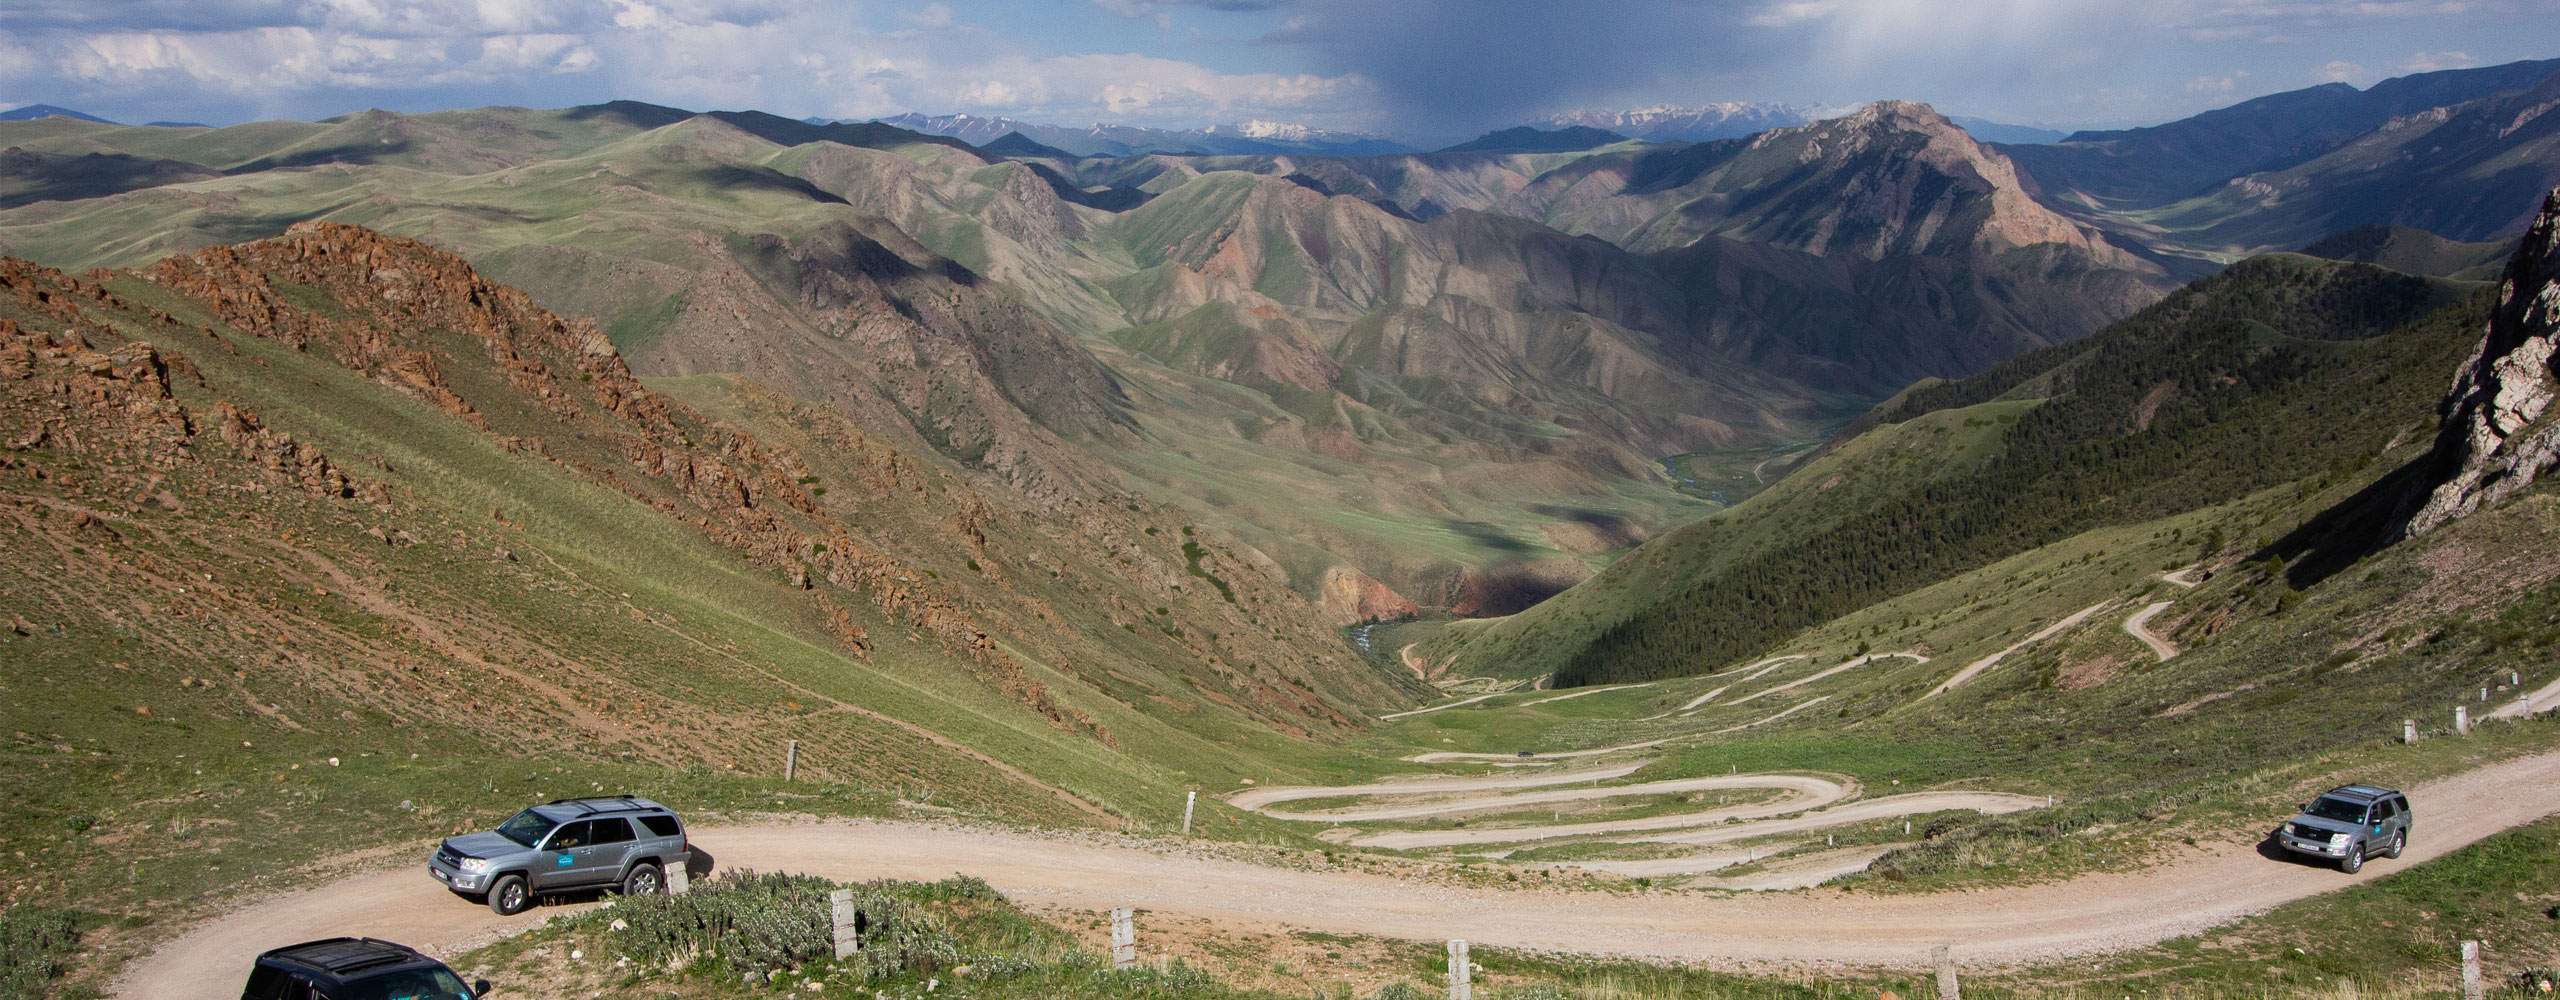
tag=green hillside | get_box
[1426,254,2485,685]
[0,227,1423,940]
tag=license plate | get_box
[432,868,450,883]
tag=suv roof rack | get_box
[542,794,656,815]
[263,938,423,976]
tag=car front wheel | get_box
[2339,842,2364,874]
[489,874,531,915]
[622,863,663,897]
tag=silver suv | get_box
[430,795,690,914]
[2276,784,2410,873]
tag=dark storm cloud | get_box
[7,0,305,31]
[1265,0,1769,137]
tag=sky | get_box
[5,0,2557,143]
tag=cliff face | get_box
[2403,187,2560,537]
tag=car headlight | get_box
[2328,833,2350,851]
[458,857,493,873]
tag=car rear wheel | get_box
[2339,842,2364,874]
[2385,830,2405,859]
[489,874,531,915]
[622,862,663,897]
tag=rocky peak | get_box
[1719,100,2138,263]
[2400,186,2560,537]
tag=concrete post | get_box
[784,740,799,782]
[667,861,691,896]
[1934,944,1960,1000]
[830,889,859,960]
[1447,940,1472,1000]
[1181,791,1197,836]
[2456,705,2470,735]
[2462,941,2482,1000]
[1111,907,1136,971]
[2405,719,2419,744]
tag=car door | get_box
[534,820,593,891]
[2351,799,2387,855]
[2374,797,2405,848]
[582,816,637,886]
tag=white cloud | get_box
[1746,1,1837,29]
[902,2,954,29]
[2184,70,2246,94]
[2316,59,2367,83]
[2396,50,2477,73]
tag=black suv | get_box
[2276,784,2412,873]
[240,937,488,1000]
[429,795,690,915]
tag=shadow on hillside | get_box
[0,150,217,209]
[2256,454,2433,591]
[697,165,851,206]
[227,141,415,174]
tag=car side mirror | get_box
[474,979,494,996]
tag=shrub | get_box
[593,870,831,974]
[0,908,84,1000]
[581,872,979,983]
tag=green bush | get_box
[578,871,983,982]
[0,908,85,1000]
[592,870,832,974]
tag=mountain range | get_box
[3,60,2557,622]
[863,112,1415,157]
[13,47,2560,999]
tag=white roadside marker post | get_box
[1112,908,1137,971]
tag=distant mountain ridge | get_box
[1538,102,1810,141]
[1,104,116,124]
[864,111,1414,157]
[1438,125,1630,153]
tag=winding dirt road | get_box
[118,748,2560,996]
[2125,602,2179,661]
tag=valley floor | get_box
[118,747,2560,997]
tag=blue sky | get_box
[5,0,2556,142]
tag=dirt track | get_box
[118,749,2560,995]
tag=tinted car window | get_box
[2305,796,2367,823]
[547,821,591,849]
[341,967,474,1000]
[495,809,557,848]
[638,815,681,837]
[588,817,634,845]
[244,966,292,1000]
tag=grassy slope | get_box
[1422,254,2481,687]
[0,231,1425,986]
[0,113,1766,613]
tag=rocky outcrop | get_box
[1318,565,1419,626]
[2402,187,2560,537]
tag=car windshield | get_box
[341,967,474,1000]
[495,809,556,848]
[2305,796,2367,823]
